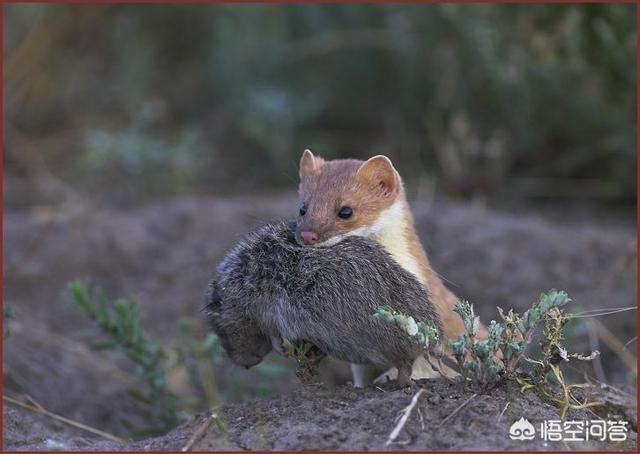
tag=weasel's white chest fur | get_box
[369,201,426,286]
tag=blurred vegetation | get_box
[68,281,290,436]
[4,3,636,206]
[4,305,14,339]
[69,281,182,433]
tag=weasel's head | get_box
[295,149,403,247]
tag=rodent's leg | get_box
[396,362,414,387]
[271,336,289,357]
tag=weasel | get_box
[296,149,476,383]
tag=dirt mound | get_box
[4,380,636,451]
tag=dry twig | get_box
[3,395,125,443]
[496,402,509,423]
[437,393,478,429]
[385,388,426,446]
[623,336,637,350]
[589,318,637,376]
[181,412,218,451]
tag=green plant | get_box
[69,281,180,431]
[373,305,448,377]
[376,289,601,419]
[68,281,225,434]
[289,341,326,384]
[446,289,572,383]
[374,306,440,349]
[517,305,602,419]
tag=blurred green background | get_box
[4,3,636,208]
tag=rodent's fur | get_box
[205,221,442,385]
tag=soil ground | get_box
[2,193,637,450]
[4,380,637,451]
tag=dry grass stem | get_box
[496,402,509,423]
[437,393,478,429]
[181,412,218,451]
[3,395,125,443]
[386,388,426,446]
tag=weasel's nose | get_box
[300,231,318,246]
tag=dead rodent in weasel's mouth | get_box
[205,221,442,386]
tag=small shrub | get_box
[448,289,572,383]
[376,289,601,419]
[289,341,326,384]
[68,281,222,434]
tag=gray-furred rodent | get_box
[205,221,442,386]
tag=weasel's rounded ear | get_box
[299,149,322,180]
[356,155,399,198]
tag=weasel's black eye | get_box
[338,206,353,219]
[299,204,307,216]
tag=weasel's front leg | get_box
[350,363,381,388]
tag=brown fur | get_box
[401,204,468,339]
[296,152,397,246]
